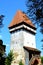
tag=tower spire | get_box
[9,10,35,28]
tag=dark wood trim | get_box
[9,22,36,30]
[10,27,36,35]
[23,46,41,54]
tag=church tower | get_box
[8,10,41,65]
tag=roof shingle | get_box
[9,10,35,28]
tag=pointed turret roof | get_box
[9,10,35,28]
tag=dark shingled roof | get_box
[23,46,41,53]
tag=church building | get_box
[8,10,41,65]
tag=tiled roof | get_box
[23,46,41,53]
[9,10,35,27]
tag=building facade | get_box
[8,10,41,65]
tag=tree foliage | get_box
[5,51,14,65]
[26,0,43,34]
[41,56,43,64]
[0,15,4,28]
[19,60,24,65]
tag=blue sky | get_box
[0,0,43,56]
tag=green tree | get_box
[5,51,14,65]
[26,0,43,41]
[0,15,4,28]
[26,0,43,34]
[41,56,43,64]
[19,60,24,65]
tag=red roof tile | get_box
[9,10,35,27]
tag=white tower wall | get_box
[10,29,36,65]
[23,31,36,48]
[10,30,25,65]
[10,30,36,51]
[10,30,24,52]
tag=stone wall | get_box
[10,31,25,65]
